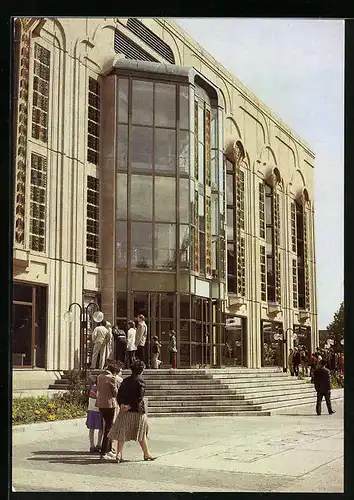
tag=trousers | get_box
[316,390,333,415]
[91,342,106,370]
[99,407,116,456]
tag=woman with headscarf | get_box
[108,360,155,463]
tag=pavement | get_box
[12,394,344,493]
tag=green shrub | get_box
[64,370,90,406]
[12,395,86,426]
[330,373,344,389]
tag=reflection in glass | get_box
[117,174,127,219]
[155,128,176,172]
[155,83,176,128]
[118,79,129,123]
[116,221,127,267]
[131,126,153,171]
[160,293,175,318]
[131,222,153,268]
[225,316,243,365]
[179,130,189,174]
[117,292,127,317]
[179,224,190,269]
[132,80,153,126]
[226,173,234,205]
[155,177,176,222]
[198,194,205,232]
[227,209,234,240]
[117,125,128,170]
[179,178,189,223]
[155,223,176,269]
[131,175,152,221]
[180,86,189,130]
[198,142,204,184]
[12,303,32,366]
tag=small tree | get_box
[326,302,344,351]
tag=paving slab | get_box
[12,399,344,493]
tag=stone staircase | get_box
[49,367,341,417]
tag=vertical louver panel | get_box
[292,258,298,308]
[303,209,310,310]
[32,43,50,143]
[260,245,266,302]
[87,77,100,165]
[259,183,265,238]
[291,202,297,252]
[86,176,100,264]
[126,18,175,64]
[29,153,47,252]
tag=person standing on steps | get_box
[168,330,177,369]
[151,335,162,369]
[293,347,301,377]
[113,326,127,367]
[313,358,336,416]
[288,348,294,376]
[91,320,109,370]
[126,320,137,368]
[135,314,148,365]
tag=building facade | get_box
[12,17,318,373]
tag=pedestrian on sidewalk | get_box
[126,320,137,368]
[151,335,162,369]
[293,347,300,377]
[135,315,148,365]
[96,363,120,460]
[86,375,103,453]
[288,348,294,376]
[168,330,177,369]
[91,320,109,370]
[108,360,155,463]
[313,359,335,416]
[106,363,124,460]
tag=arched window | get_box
[295,194,310,310]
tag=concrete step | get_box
[147,394,246,401]
[226,384,311,395]
[147,399,253,407]
[149,410,272,417]
[246,392,316,405]
[146,388,241,396]
[211,379,308,389]
[209,373,290,380]
[149,405,262,413]
[48,384,71,390]
[138,379,222,386]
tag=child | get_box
[151,335,162,369]
[86,376,103,453]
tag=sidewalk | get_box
[12,398,344,492]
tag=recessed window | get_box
[154,223,176,269]
[116,220,127,268]
[154,128,176,173]
[32,44,50,144]
[155,83,176,128]
[86,176,99,263]
[132,80,153,126]
[131,175,153,221]
[117,173,127,220]
[155,177,176,222]
[87,77,100,165]
[131,222,153,268]
[131,126,153,171]
[29,153,47,252]
[118,79,129,124]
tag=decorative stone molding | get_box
[268,302,281,315]
[224,137,245,165]
[299,309,310,321]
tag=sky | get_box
[175,18,344,329]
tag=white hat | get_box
[106,321,111,327]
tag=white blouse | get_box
[126,327,137,351]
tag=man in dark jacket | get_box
[313,359,335,415]
[293,348,301,376]
[112,327,127,366]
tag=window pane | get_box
[155,128,176,173]
[131,126,153,171]
[198,105,204,143]
[179,86,189,130]
[118,79,128,123]
[155,177,176,222]
[155,83,176,128]
[199,231,205,273]
[226,173,234,205]
[198,142,204,184]
[131,175,153,221]
[227,208,234,241]
[132,80,153,125]
[116,221,127,267]
[211,149,218,189]
[179,130,189,174]
[131,222,153,268]
[179,224,190,269]
[155,223,176,269]
[227,242,236,275]
[212,194,218,235]
[198,194,205,232]
[179,178,189,223]
[211,108,217,149]
[117,173,127,219]
[117,125,128,170]
[265,195,273,224]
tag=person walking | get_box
[288,348,294,376]
[135,315,148,365]
[126,320,137,368]
[91,320,109,370]
[313,358,335,416]
[113,326,127,366]
[168,330,177,369]
[151,335,162,369]
[108,360,155,463]
[293,347,300,377]
[96,363,120,460]
[86,375,103,453]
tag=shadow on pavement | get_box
[32,451,94,456]
[27,455,137,465]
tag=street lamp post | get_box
[64,301,101,381]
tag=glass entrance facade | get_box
[12,282,47,368]
[261,320,284,367]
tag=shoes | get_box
[94,445,101,453]
[144,456,156,461]
[106,451,116,459]
[100,454,116,461]
[329,410,336,415]
[89,447,96,453]
[115,456,125,463]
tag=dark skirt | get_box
[86,410,103,430]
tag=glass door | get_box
[12,303,33,367]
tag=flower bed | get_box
[12,395,87,425]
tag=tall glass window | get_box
[265,184,275,302]
[296,201,306,309]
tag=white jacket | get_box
[126,328,137,351]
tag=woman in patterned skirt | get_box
[108,359,155,463]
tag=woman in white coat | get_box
[105,321,115,365]
[126,320,137,368]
